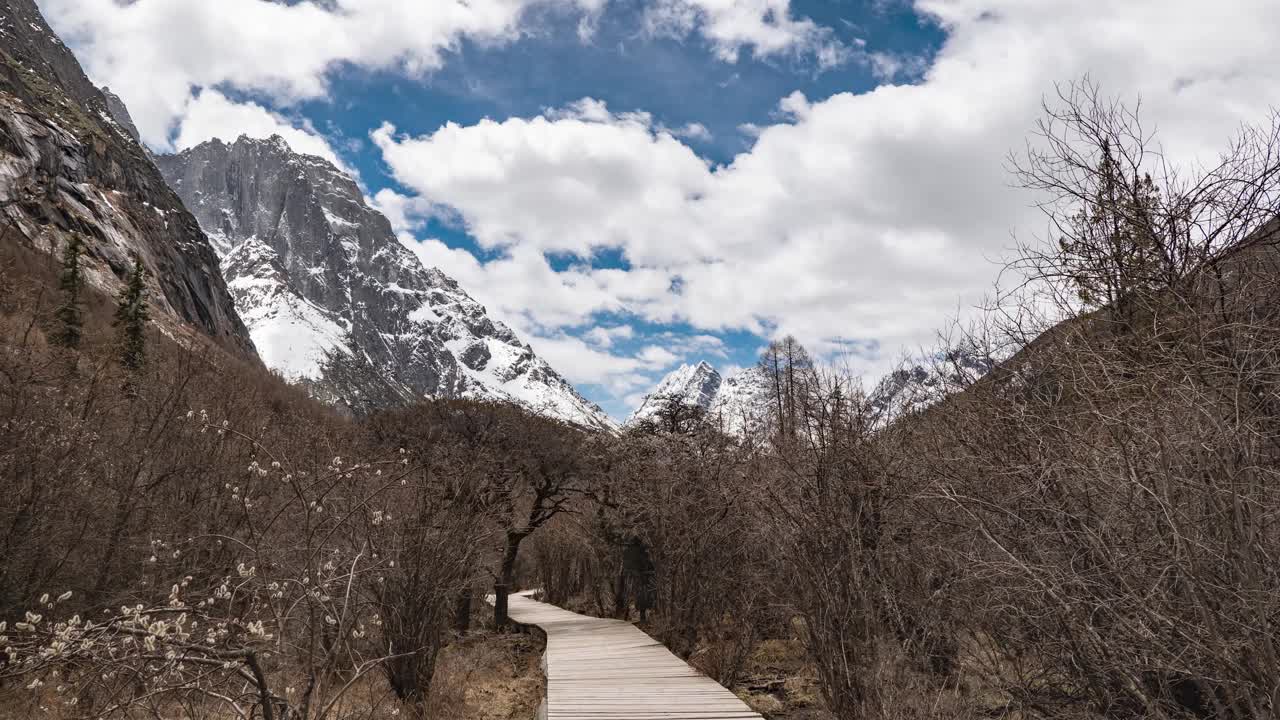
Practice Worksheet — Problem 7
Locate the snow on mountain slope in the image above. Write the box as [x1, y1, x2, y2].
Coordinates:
[708, 365, 773, 436]
[626, 361, 722, 426]
[220, 236, 351, 381]
[155, 135, 615, 431]
[626, 361, 772, 435]
[628, 343, 1000, 435]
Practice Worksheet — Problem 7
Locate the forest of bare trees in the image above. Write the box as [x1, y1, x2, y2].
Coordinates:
[5, 77, 1280, 720]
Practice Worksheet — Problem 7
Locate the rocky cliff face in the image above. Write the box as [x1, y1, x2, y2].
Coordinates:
[0, 0, 253, 352]
[155, 135, 616, 430]
[627, 361, 772, 435]
[99, 86, 140, 144]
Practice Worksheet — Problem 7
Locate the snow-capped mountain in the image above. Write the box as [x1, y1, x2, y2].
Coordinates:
[709, 365, 774, 435]
[627, 361, 772, 435]
[154, 135, 615, 431]
[626, 361, 722, 426]
[867, 343, 997, 423]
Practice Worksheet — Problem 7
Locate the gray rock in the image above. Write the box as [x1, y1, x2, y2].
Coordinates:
[99, 86, 140, 143]
[0, 0, 255, 354]
[156, 135, 616, 430]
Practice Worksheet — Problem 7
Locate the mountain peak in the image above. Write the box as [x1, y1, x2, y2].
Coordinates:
[626, 361, 772, 434]
[155, 137, 615, 431]
[625, 362, 722, 426]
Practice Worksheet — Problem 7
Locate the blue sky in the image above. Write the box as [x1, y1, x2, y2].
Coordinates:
[303, 0, 945, 417]
[42, 0, 1280, 419]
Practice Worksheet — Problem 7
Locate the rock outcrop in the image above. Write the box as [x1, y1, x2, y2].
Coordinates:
[0, 0, 254, 353]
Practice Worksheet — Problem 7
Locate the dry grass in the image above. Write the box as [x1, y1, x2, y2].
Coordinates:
[731, 638, 828, 719]
[427, 630, 545, 720]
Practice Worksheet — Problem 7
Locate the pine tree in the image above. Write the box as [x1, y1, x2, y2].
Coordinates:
[1059, 139, 1167, 318]
[53, 235, 85, 349]
[114, 254, 150, 372]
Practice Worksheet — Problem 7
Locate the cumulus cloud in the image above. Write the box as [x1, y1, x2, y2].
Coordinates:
[371, 111, 715, 263]
[41, 0, 844, 155]
[584, 325, 636, 349]
[669, 122, 713, 141]
[377, 0, 1280, 386]
[175, 89, 348, 171]
[521, 332, 678, 394]
[39, 0, 606, 150]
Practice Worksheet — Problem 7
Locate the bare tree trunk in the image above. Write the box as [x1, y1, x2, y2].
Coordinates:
[494, 530, 526, 628]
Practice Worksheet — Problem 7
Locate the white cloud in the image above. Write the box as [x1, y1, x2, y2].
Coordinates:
[670, 122, 713, 141]
[370, 189, 435, 236]
[584, 324, 635, 348]
[867, 51, 927, 81]
[399, 234, 672, 330]
[644, 0, 852, 67]
[376, 0, 1280, 386]
[42, 0, 854, 168]
[175, 89, 348, 171]
[39, 0, 605, 150]
[371, 113, 715, 264]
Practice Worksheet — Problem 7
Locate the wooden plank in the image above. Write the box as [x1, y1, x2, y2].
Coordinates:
[507, 592, 764, 720]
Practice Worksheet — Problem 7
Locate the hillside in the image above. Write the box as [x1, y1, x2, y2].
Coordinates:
[0, 0, 252, 353]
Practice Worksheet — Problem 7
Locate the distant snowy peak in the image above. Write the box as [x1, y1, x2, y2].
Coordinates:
[626, 361, 722, 425]
[626, 361, 772, 435]
[868, 344, 997, 422]
[156, 135, 615, 432]
[709, 366, 773, 436]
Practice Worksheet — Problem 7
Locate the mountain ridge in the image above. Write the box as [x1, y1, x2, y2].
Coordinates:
[155, 133, 616, 430]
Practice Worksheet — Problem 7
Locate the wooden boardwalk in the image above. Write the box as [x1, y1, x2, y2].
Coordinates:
[507, 591, 763, 720]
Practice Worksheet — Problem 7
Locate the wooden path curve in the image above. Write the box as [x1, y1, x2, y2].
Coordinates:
[507, 591, 763, 720]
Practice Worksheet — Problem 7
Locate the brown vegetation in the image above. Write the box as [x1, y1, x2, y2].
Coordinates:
[517, 78, 1280, 720]
[7, 76, 1280, 720]
[0, 242, 548, 718]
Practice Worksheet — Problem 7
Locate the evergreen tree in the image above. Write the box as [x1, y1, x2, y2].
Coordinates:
[53, 235, 84, 349]
[113, 254, 150, 371]
[1059, 139, 1169, 318]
